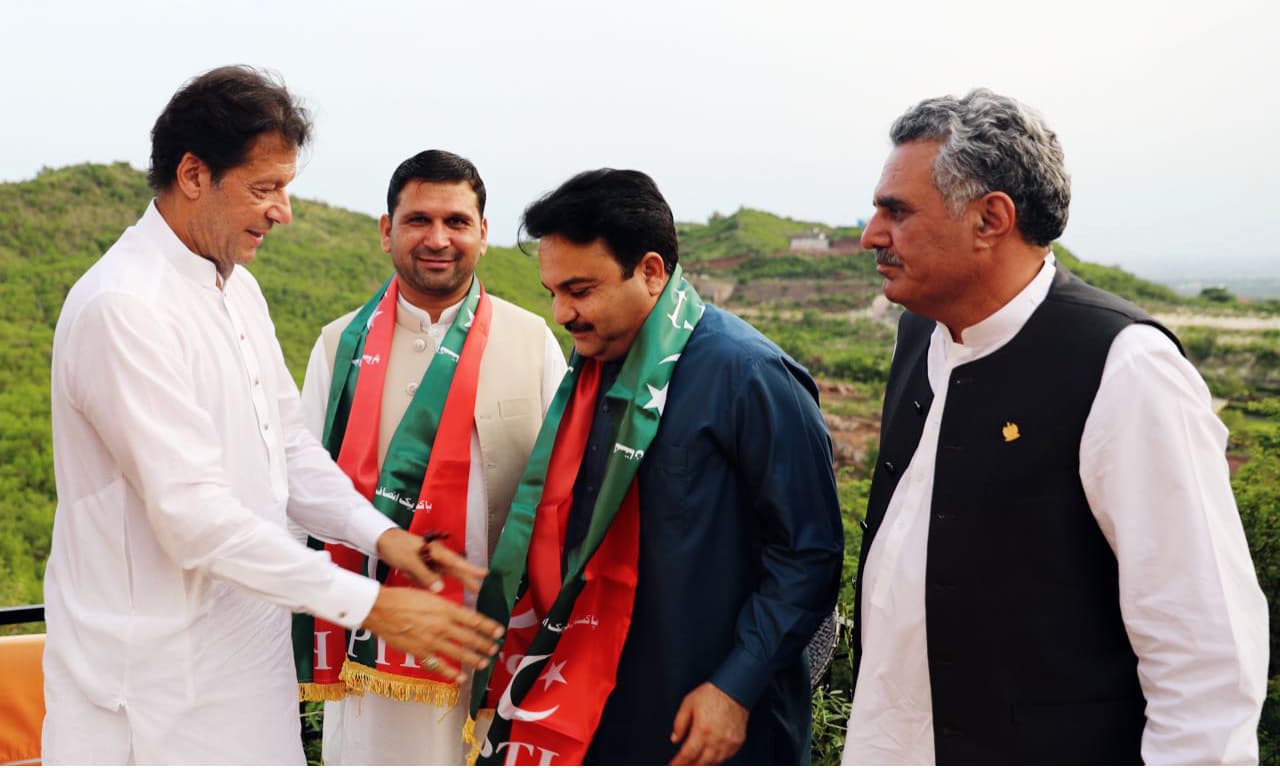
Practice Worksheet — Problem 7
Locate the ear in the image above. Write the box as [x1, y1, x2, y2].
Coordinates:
[174, 152, 207, 201]
[478, 217, 489, 256]
[638, 252, 668, 296]
[974, 191, 1016, 245]
[379, 213, 393, 254]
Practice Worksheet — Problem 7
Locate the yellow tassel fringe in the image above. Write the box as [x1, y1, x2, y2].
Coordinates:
[463, 716, 480, 765]
[464, 709, 495, 765]
[298, 681, 349, 702]
[339, 660, 460, 707]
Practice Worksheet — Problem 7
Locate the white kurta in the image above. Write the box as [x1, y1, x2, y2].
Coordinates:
[44, 202, 395, 765]
[300, 295, 565, 765]
[844, 259, 1268, 765]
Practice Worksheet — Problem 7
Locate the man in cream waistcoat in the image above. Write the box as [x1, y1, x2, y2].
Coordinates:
[296, 150, 566, 764]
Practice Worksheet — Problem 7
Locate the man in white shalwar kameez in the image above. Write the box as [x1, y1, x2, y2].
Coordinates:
[43, 66, 504, 765]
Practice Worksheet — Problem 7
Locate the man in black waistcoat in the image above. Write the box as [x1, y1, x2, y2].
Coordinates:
[841, 89, 1267, 765]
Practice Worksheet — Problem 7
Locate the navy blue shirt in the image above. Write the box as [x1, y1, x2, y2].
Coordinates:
[568, 305, 844, 765]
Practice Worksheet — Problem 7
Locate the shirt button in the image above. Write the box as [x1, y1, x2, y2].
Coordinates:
[254, 377, 261, 387]
[262, 423, 269, 432]
[413, 338, 428, 352]
[407, 382, 418, 395]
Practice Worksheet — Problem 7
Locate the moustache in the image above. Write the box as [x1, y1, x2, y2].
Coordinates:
[875, 248, 902, 267]
[564, 321, 594, 334]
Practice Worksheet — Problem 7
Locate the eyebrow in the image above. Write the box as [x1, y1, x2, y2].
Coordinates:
[541, 276, 596, 292]
[401, 209, 474, 221]
[873, 195, 910, 211]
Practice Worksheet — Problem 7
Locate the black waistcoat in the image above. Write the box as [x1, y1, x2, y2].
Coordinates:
[852, 267, 1182, 765]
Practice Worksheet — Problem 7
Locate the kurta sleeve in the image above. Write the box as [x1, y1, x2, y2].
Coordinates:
[1080, 324, 1268, 764]
[65, 293, 379, 629]
[707, 355, 845, 708]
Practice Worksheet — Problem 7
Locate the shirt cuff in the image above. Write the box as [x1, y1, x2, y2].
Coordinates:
[344, 503, 397, 556]
[709, 646, 771, 710]
[316, 565, 381, 629]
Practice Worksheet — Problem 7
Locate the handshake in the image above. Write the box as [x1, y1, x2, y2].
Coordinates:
[362, 528, 504, 682]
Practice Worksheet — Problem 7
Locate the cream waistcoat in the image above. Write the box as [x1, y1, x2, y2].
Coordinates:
[319, 294, 549, 557]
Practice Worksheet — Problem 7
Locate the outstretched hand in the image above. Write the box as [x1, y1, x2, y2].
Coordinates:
[376, 527, 488, 592]
[363, 585, 503, 682]
[669, 682, 748, 765]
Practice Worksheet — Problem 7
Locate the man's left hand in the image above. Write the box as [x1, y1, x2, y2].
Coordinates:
[669, 682, 748, 765]
[376, 527, 487, 593]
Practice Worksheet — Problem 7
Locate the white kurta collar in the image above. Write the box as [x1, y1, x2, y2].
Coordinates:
[396, 291, 465, 333]
[939, 254, 1056, 363]
[137, 199, 223, 290]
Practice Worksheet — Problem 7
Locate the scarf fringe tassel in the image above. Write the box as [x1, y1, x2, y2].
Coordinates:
[297, 681, 348, 702]
[463, 714, 482, 765]
[339, 660, 461, 707]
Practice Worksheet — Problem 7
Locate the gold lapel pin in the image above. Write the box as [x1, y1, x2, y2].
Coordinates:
[1002, 422, 1021, 442]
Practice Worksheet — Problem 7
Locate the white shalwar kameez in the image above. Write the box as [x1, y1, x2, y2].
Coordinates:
[44, 201, 393, 764]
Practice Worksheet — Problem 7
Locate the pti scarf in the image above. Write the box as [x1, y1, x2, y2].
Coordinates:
[293, 275, 491, 706]
[467, 267, 703, 765]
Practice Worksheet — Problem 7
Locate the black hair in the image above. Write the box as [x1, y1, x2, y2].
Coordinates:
[148, 65, 311, 192]
[522, 169, 678, 276]
[386, 149, 486, 216]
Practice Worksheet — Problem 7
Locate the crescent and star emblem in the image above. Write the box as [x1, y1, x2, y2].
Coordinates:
[498, 653, 560, 722]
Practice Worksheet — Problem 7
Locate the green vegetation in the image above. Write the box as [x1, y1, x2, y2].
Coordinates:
[752, 312, 894, 385]
[731, 252, 878, 283]
[2, 164, 1278, 763]
[677, 207, 861, 265]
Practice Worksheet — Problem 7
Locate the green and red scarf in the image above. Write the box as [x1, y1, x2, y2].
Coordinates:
[467, 267, 703, 765]
[293, 275, 491, 706]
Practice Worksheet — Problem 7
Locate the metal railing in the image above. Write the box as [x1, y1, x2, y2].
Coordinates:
[0, 605, 44, 626]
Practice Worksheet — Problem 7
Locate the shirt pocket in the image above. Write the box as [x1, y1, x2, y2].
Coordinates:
[498, 397, 534, 420]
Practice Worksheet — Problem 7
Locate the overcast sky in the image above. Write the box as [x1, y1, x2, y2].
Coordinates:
[3, 0, 1276, 280]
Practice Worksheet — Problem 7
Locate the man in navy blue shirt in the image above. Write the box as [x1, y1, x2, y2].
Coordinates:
[524, 169, 843, 765]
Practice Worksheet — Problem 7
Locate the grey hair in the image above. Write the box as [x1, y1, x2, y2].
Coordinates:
[889, 88, 1070, 247]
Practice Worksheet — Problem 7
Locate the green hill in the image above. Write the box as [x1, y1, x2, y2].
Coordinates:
[678, 206, 861, 265]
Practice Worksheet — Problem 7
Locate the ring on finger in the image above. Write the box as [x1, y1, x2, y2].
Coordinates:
[422, 655, 442, 672]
